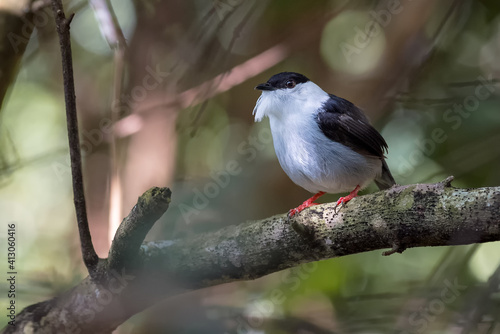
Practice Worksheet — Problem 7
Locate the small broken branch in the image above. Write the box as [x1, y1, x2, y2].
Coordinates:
[4, 187, 173, 334]
[108, 187, 171, 271]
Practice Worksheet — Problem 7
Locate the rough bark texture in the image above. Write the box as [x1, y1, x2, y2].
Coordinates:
[141, 177, 500, 287]
[3, 178, 500, 333]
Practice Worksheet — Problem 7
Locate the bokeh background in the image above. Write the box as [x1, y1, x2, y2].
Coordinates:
[1, 0, 500, 333]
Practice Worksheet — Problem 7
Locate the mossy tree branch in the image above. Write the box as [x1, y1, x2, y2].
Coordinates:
[3, 178, 500, 333]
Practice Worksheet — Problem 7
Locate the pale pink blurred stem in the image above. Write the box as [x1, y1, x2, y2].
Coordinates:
[89, 0, 127, 252]
[115, 42, 289, 132]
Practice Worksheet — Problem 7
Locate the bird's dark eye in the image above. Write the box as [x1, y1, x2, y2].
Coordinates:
[285, 80, 296, 88]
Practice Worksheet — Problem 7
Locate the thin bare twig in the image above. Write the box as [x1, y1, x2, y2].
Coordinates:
[51, 0, 99, 275]
[89, 0, 127, 48]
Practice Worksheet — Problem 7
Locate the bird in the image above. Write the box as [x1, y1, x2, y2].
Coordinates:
[253, 72, 395, 217]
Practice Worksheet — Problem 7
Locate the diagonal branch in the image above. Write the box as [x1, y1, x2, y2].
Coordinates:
[141, 177, 500, 287]
[51, 0, 99, 275]
[4, 178, 500, 333]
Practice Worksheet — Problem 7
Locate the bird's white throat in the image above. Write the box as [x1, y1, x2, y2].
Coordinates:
[252, 81, 329, 122]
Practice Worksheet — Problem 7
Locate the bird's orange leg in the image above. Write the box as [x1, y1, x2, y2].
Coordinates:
[335, 185, 361, 207]
[288, 191, 326, 217]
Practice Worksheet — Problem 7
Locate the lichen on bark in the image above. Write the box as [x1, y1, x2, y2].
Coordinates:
[4, 178, 500, 333]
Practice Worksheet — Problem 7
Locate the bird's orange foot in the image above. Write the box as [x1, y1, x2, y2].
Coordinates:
[288, 201, 320, 217]
[288, 191, 325, 218]
[335, 185, 361, 210]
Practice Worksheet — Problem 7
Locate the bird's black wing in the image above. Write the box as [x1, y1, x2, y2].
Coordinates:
[316, 94, 388, 158]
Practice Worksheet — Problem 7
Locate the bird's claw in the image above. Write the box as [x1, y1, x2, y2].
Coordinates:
[333, 199, 345, 213]
[288, 202, 321, 218]
[288, 208, 299, 218]
[333, 186, 360, 213]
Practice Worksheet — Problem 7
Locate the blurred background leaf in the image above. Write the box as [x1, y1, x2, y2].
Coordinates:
[1, 0, 499, 333]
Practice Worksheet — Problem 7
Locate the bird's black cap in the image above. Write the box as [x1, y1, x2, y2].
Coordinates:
[255, 72, 310, 91]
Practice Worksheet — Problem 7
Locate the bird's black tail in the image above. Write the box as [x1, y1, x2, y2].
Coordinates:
[375, 159, 396, 190]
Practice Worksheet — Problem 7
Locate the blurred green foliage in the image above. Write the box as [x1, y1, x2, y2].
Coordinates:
[1, 0, 500, 333]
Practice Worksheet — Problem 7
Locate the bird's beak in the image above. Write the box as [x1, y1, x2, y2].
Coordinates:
[255, 83, 276, 91]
